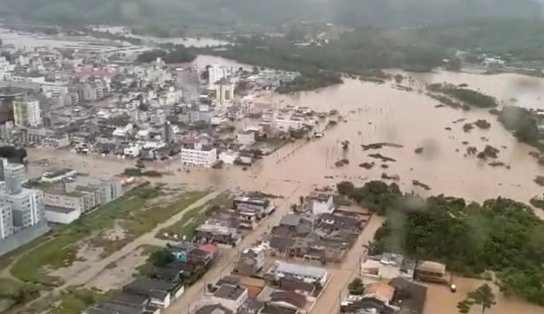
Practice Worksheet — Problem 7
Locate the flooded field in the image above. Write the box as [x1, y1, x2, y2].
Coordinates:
[23, 56, 544, 314]
[91, 25, 229, 47]
[258, 78, 544, 213]
[395, 70, 544, 109]
[27, 60, 544, 216]
[0, 27, 125, 51]
[425, 277, 544, 314]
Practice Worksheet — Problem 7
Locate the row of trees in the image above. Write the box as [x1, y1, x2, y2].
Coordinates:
[0, 146, 27, 163]
[276, 71, 343, 94]
[136, 46, 196, 64]
[337, 180, 544, 306]
[498, 106, 540, 148]
[201, 31, 446, 93]
[427, 83, 498, 108]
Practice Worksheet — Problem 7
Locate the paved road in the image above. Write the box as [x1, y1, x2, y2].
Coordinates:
[310, 215, 384, 314]
[164, 180, 303, 314]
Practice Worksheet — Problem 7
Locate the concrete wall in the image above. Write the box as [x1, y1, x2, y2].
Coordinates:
[45, 208, 81, 224]
[0, 220, 49, 257]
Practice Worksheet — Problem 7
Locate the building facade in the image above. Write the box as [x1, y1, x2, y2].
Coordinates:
[43, 189, 86, 213]
[181, 143, 217, 167]
[3, 162, 26, 195]
[13, 98, 41, 127]
[208, 65, 234, 89]
[0, 188, 45, 229]
[0, 202, 13, 240]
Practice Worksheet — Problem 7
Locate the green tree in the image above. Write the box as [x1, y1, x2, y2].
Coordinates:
[348, 277, 365, 295]
[468, 284, 496, 314]
[457, 300, 473, 314]
[336, 181, 355, 195]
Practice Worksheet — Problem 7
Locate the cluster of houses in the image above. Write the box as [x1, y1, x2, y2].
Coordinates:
[164, 195, 275, 247]
[340, 253, 451, 314]
[83, 194, 279, 314]
[191, 257, 329, 314]
[268, 192, 370, 264]
[0, 41, 309, 170]
[84, 243, 219, 314]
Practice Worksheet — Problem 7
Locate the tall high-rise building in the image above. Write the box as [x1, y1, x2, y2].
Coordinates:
[4, 162, 25, 195]
[207, 65, 234, 89]
[0, 160, 48, 257]
[13, 98, 41, 127]
[2, 189, 44, 229]
[0, 202, 13, 240]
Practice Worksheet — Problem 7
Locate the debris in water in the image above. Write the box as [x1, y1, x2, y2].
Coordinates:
[473, 119, 491, 129]
[477, 145, 499, 160]
[462, 123, 474, 132]
[368, 153, 396, 162]
[412, 180, 431, 191]
[359, 162, 375, 169]
[361, 142, 403, 150]
[381, 173, 400, 181]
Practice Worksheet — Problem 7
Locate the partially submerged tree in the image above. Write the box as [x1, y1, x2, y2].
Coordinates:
[458, 284, 496, 314]
[348, 277, 365, 295]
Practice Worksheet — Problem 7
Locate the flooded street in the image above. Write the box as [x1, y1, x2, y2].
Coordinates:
[27, 62, 544, 214]
[23, 57, 544, 314]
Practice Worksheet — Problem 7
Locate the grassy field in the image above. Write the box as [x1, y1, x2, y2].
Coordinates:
[6, 184, 206, 286]
[156, 192, 232, 240]
[89, 190, 206, 257]
[134, 245, 164, 277]
[52, 287, 111, 314]
[24, 287, 111, 314]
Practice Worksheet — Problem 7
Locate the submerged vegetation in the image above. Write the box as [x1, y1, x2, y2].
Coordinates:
[136, 47, 196, 64]
[276, 71, 343, 94]
[427, 83, 498, 109]
[498, 106, 540, 149]
[337, 180, 544, 306]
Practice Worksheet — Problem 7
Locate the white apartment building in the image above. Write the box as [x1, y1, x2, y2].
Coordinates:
[208, 65, 234, 89]
[236, 131, 255, 146]
[0, 202, 13, 240]
[43, 190, 86, 214]
[275, 116, 305, 131]
[0, 188, 45, 229]
[180, 142, 217, 168]
[13, 98, 41, 127]
[0, 56, 14, 81]
[215, 80, 235, 104]
[3, 161, 26, 195]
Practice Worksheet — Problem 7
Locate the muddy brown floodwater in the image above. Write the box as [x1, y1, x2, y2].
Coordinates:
[259, 78, 544, 216]
[26, 57, 544, 314]
[425, 277, 544, 314]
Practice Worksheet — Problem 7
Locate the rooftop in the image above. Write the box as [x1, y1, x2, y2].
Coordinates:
[195, 304, 233, 314]
[213, 284, 247, 300]
[275, 261, 327, 280]
[44, 205, 79, 214]
[416, 261, 446, 274]
[42, 168, 75, 179]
